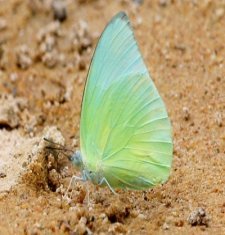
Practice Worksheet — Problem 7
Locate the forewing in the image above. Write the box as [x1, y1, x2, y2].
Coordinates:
[80, 12, 173, 189]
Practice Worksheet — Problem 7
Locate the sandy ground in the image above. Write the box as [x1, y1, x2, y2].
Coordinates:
[0, 0, 225, 234]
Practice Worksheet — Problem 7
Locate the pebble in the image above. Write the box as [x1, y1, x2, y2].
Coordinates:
[47, 154, 56, 169]
[28, 0, 52, 14]
[154, 14, 162, 23]
[36, 21, 61, 43]
[99, 213, 107, 220]
[159, 0, 170, 7]
[214, 8, 224, 21]
[78, 0, 95, 4]
[182, 106, 190, 121]
[60, 166, 69, 178]
[162, 222, 170, 230]
[79, 37, 92, 53]
[0, 94, 27, 128]
[41, 51, 58, 68]
[187, 208, 209, 226]
[63, 80, 73, 101]
[78, 57, 86, 70]
[16, 44, 33, 69]
[136, 16, 143, 26]
[108, 222, 127, 234]
[73, 216, 93, 234]
[72, 138, 78, 147]
[0, 172, 6, 178]
[0, 18, 7, 31]
[214, 112, 223, 127]
[71, 20, 93, 54]
[137, 213, 146, 220]
[52, 0, 67, 22]
[58, 53, 66, 66]
[16, 53, 32, 69]
[133, 0, 144, 4]
[99, 213, 108, 224]
[9, 73, 18, 82]
[39, 35, 56, 53]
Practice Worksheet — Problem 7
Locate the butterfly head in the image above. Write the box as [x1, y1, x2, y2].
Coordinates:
[70, 150, 83, 169]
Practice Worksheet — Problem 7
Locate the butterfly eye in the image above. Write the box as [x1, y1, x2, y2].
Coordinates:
[70, 151, 83, 168]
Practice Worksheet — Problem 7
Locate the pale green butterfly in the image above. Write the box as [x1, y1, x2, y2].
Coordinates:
[71, 12, 173, 192]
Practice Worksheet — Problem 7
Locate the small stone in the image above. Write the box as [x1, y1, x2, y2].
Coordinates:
[73, 216, 92, 235]
[79, 216, 87, 225]
[52, 0, 67, 22]
[58, 53, 66, 65]
[106, 202, 130, 223]
[42, 51, 58, 68]
[39, 35, 56, 53]
[16, 44, 33, 69]
[132, 0, 144, 5]
[78, 57, 86, 70]
[72, 138, 78, 147]
[79, 37, 92, 53]
[0, 172, 6, 178]
[174, 44, 186, 52]
[162, 222, 169, 230]
[9, 73, 18, 82]
[187, 208, 209, 226]
[0, 18, 7, 31]
[28, 0, 52, 14]
[108, 222, 127, 234]
[214, 8, 224, 21]
[135, 16, 143, 26]
[77, 0, 95, 4]
[182, 107, 190, 121]
[70, 19, 93, 56]
[154, 14, 162, 23]
[175, 219, 184, 227]
[215, 112, 223, 127]
[22, 161, 27, 168]
[137, 213, 146, 220]
[47, 153, 56, 170]
[99, 213, 108, 224]
[17, 54, 32, 69]
[36, 21, 61, 42]
[159, 0, 170, 7]
[48, 169, 61, 187]
[99, 213, 107, 219]
[60, 166, 69, 178]
[77, 76, 84, 85]
[0, 94, 26, 128]
[59, 220, 72, 232]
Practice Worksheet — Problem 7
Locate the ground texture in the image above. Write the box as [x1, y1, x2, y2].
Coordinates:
[0, 0, 225, 234]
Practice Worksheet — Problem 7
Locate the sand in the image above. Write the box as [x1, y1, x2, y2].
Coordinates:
[0, 0, 225, 234]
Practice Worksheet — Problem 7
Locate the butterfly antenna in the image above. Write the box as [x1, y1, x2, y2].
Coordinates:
[45, 146, 72, 159]
[43, 138, 74, 153]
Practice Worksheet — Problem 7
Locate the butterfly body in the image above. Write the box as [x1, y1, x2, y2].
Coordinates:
[72, 12, 173, 191]
[71, 150, 105, 186]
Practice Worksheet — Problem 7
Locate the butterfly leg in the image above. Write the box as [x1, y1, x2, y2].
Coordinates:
[63, 175, 83, 201]
[99, 177, 117, 195]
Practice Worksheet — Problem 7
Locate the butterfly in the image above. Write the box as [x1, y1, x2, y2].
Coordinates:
[71, 12, 173, 193]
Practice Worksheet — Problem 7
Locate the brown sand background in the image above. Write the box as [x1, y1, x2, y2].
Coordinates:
[0, 0, 225, 234]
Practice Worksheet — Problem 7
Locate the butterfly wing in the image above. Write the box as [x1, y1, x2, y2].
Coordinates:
[80, 12, 173, 190]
